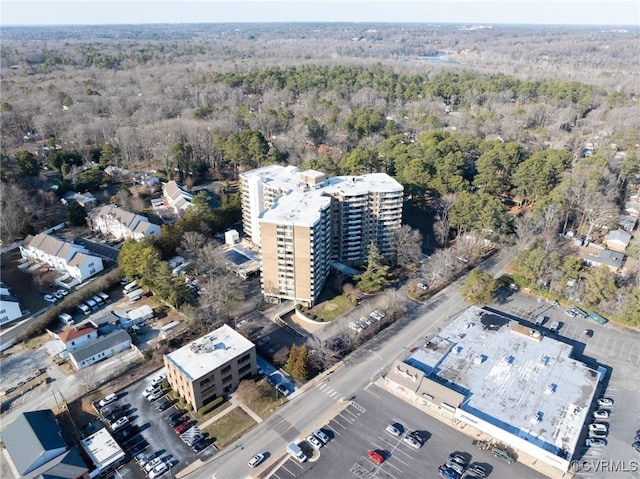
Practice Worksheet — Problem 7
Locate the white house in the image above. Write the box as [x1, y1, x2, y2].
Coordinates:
[133, 172, 160, 186]
[0, 283, 23, 326]
[20, 233, 104, 282]
[604, 229, 632, 252]
[52, 324, 98, 357]
[161, 181, 193, 216]
[69, 330, 131, 370]
[88, 205, 161, 240]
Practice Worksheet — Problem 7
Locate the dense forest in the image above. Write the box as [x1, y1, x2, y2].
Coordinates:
[0, 23, 639, 321]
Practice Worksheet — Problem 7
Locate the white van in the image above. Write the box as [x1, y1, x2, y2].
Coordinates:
[58, 313, 74, 325]
[549, 321, 560, 333]
[123, 281, 138, 293]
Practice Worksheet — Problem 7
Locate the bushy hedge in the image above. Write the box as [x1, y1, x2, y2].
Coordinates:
[197, 396, 225, 415]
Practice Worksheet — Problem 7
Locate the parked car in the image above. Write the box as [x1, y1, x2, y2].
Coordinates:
[157, 400, 173, 411]
[585, 438, 607, 447]
[111, 416, 129, 431]
[589, 430, 607, 439]
[370, 310, 386, 321]
[402, 434, 422, 449]
[174, 421, 191, 434]
[468, 464, 487, 478]
[144, 457, 163, 473]
[633, 441, 640, 453]
[589, 423, 608, 433]
[248, 453, 265, 468]
[147, 389, 164, 402]
[44, 294, 57, 303]
[438, 465, 461, 479]
[584, 329, 594, 338]
[417, 282, 428, 291]
[313, 429, 330, 444]
[98, 394, 117, 408]
[450, 453, 468, 468]
[593, 409, 610, 420]
[135, 451, 156, 467]
[149, 462, 169, 479]
[143, 385, 158, 397]
[192, 439, 209, 453]
[367, 450, 384, 465]
[151, 373, 167, 387]
[597, 397, 613, 407]
[385, 423, 402, 437]
[306, 434, 322, 449]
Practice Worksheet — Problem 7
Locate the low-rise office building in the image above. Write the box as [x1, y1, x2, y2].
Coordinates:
[80, 428, 126, 475]
[384, 306, 601, 475]
[164, 324, 256, 410]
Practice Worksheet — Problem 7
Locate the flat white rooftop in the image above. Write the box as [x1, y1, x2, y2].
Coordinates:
[406, 306, 599, 457]
[165, 324, 255, 381]
[323, 173, 404, 196]
[81, 427, 125, 470]
[260, 189, 331, 226]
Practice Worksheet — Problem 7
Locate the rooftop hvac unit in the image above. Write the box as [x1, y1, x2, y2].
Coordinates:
[545, 383, 557, 395]
[473, 355, 485, 365]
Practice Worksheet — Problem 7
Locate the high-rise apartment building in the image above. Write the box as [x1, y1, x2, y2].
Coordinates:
[240, 166, 403, 306]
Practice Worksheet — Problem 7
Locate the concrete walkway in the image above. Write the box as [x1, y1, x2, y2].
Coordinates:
[198, 394, 264, 430]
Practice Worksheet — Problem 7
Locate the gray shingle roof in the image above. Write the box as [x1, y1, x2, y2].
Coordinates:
[70, 329, 131, 364]
[2, 410, 66, 475]
[25, 447, 88, 479]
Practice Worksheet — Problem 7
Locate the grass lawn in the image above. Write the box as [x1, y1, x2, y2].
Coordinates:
[191, 399, 233, 423]
[309, 292, 354, 322]
[252, 381, 287, 419]
[202, 407, 256, 449]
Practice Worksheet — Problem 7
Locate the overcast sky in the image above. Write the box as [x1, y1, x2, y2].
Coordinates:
[1, 0, 638, 26]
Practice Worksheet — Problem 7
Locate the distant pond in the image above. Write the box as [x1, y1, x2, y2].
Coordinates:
[416, 51, 459, 65]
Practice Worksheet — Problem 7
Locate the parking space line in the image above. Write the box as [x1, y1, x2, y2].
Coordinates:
[343, 408, 359, 420]
[330, 417, 348, 430]
[281, 464, 299, 476]
[325, 425, 340, 436]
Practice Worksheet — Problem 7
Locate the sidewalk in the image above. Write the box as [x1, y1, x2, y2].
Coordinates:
[198, 394, 264, 431]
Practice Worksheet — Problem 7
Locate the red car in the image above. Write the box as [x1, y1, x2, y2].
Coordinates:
[174, 421, 191, 434]
[368, 450, 384, 465]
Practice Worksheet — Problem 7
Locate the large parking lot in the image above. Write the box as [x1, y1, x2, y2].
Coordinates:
[270, 386, 545, 479]
[98, 369, 216, 479]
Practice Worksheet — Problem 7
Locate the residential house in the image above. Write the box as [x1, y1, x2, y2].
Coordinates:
[20, 233, 104, 282]
[62, 192, 98, 209]
[133, 172, 160, 186]
[52, 324, 98, 357]
[584, 249, 625, 272]
[69, 329, 131, 370]
[1, 409, 89, 479]
[618, 214, 638, 232]
[161, 181, 193, 216]
[604, 229, 632, 252]
[0, 282, 23, 326]
[624, 200, 640, 217]
[104, 166, 131, 179]
[87, 205, 160, 240]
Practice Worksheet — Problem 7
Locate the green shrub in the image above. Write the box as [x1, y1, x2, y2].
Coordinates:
[197, 396, 225, 415]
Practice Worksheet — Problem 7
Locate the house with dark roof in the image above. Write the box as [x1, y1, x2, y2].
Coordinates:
[61, 192, 97, 210]
[584, 249, 625, 272]
[618, 214, 637, 232]
[69, 330, 131, 370]
[87, 205, 160, 241]
[1, 409, 88, 479]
